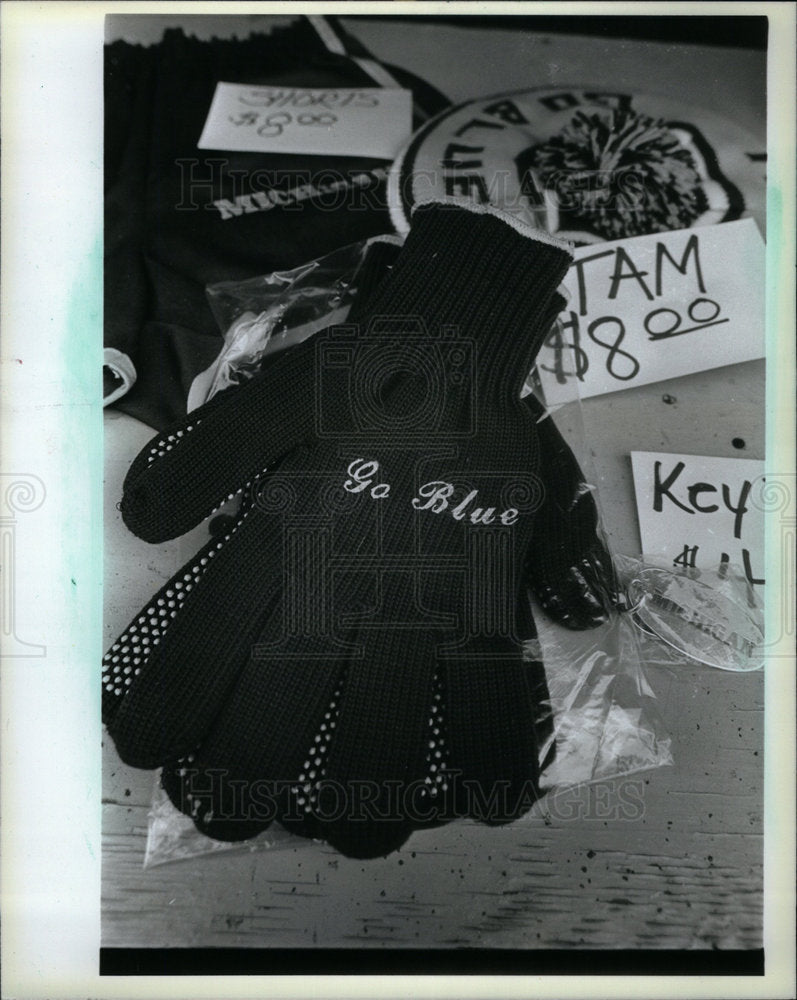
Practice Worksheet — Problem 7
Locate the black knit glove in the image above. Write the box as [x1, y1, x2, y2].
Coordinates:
[155, 392, 617, 851]
[103, 200, 613, 857]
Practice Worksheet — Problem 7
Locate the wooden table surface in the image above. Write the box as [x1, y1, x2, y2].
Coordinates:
[101, 15, 768, 961]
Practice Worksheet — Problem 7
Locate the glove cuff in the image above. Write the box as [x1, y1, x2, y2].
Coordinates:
[411, 194, 573, 254]
[364, 198, 573, 395]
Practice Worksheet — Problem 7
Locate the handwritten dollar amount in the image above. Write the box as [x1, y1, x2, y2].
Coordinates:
[673, 544, 764, 586]
[542, 297, 727, 384]
[229, 110, 338, 137]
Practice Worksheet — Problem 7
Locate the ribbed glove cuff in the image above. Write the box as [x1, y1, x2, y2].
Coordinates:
[401, 198, 572, 331]
[362, 198, 574, 392]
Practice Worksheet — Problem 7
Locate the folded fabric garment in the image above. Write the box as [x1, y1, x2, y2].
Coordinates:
[104, 15, 449, 429]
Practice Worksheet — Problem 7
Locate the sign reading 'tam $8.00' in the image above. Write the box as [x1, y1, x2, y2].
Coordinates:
[537, 218, 765, 404]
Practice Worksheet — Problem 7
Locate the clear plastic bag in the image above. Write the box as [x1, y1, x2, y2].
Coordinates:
[530, 605, 672, 790]
[188, 235, 403, 411]
[144, 236, 674, 867]
[145, 773, 295, 866]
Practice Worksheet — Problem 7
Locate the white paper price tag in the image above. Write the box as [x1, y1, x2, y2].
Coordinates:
[630, 451, 765, 587]
[538, 219, 765, 403]
[198, 84, 413, 159]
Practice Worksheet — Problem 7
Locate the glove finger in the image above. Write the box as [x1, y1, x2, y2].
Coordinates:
[294, 669, 452, 856]
[319, 660, 435, 857]
[313, 562, 454, 856]
[534, 539, 621, 630]
[103, 478, 262, 726]
[107, 502, 285, 768]
[102, 497, 254, 727]
[160, 752, 341, 846]
[160, 759, 276, 843]
[444, 651, 542, 825]
[324, 814, 415, 860]
[120, 338, 317, 543]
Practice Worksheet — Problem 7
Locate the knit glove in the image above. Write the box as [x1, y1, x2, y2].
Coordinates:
[156, 390, 617, 850]
[103, 199, 612, 857]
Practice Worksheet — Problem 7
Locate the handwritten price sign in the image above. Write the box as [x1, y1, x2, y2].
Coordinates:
[537, 219, 765, 404]
[198, 83, 412, 159]
[631, 452, 765, 587]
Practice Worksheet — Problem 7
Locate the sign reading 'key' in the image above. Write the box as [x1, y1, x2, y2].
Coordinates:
[631, 451, 765, 587]
[537, 219, 765, 404]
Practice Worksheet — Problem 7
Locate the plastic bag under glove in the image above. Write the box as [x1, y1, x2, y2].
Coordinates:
[189, 235, 404, 410]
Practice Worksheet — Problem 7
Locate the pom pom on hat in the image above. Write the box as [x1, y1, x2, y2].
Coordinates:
[526, 107, 707, 240]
